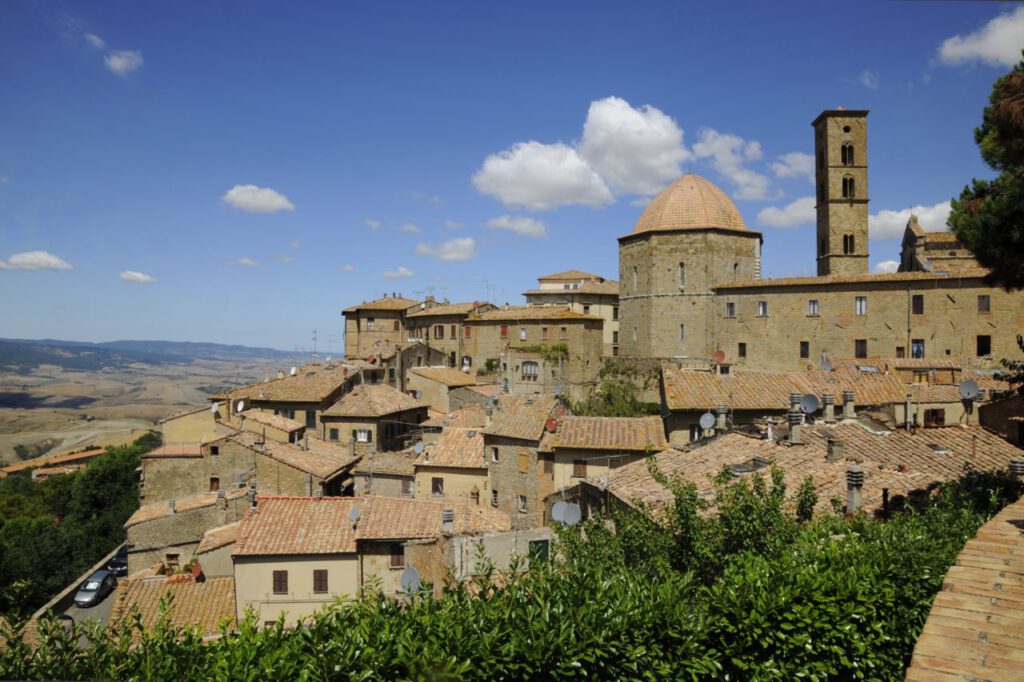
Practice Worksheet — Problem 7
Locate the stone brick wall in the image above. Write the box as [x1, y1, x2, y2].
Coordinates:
[484, 435, 553, 529]
[354, 472, 413, 498]
[814, 111, 869, 276]
[414, 465, 488, 504]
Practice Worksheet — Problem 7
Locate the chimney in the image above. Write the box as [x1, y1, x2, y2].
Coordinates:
[314, 486, 323, 499]
[1010, 457, 1024, 479]
[303, 432, 309, 451]
[822, 393, 836, 423]
[846, 464, 865, 514]
[789, 391, 802, 411]
[305, 474, 313, 496]
[168, 499, 176, 514]
[277, 370, 285, 379]
[485, 405, 493, 428]
[217, 489, 226, 508]
[842, 390, 856, 419]
[787, 409, 803, 445]
[826, 438, 845, 463]
[441, 507, 455, 534]
[766, 418, 774, 442]
[904, 394, 913, 430]
[247, 488, 256, 510]
[716, 404, 728, 432]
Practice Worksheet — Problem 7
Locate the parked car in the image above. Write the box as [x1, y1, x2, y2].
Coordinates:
[73, 569, 116, 607]
[106, 545, 128, 576]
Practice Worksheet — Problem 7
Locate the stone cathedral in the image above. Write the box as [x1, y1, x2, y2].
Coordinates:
[618, 109, 1024, 371]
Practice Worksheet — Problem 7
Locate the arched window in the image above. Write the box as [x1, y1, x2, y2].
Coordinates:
[632, 266, 638, 292]
[843, 234, 855, 255]
[841, 144, 854, 166]
[678, 262, 686, 289]
[521, 361, 539, 380]
[679, 323, 685, 343]
[632, 326, 637, 342]
[842, 176, 855, 199]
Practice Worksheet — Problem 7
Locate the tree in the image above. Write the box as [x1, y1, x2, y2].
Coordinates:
[997, 334, 1024, 393]
[948, 52, 1024, 290]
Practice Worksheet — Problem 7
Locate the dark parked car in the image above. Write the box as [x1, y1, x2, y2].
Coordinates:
[73, 569, 116, 607]
[106, 545, 128, 576]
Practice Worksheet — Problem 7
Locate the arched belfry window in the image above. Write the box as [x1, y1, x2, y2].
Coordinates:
[841, 144, 855, 166]
[678, 262, 686, 289]
[632, 266, 638, 292]
[843, 234, 855, 255]
[842, 176, 855, 199]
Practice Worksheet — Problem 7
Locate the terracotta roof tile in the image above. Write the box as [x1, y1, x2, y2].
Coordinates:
[237, 409, 305, 433]
[1, 448, 106, 474]
[195, 521, 241, 554]
[537, 269, 606, 281]
[233, 495, 511, 557]
[125, 486, 251, 527]
[157, 405, 209, 423]
[629, 174, 750, 235]
[417, 427, 486, 469]
[423, 404, 489, 429]
[409, 366, 479, 388]
[466, 305, 601, 322]
[342, 296, 422, 313]
[229, 431, 357, 480]
[484, 393, 565, 442]
[405, 301, 493, 318]
[524, 279, 620, 296]
[142, 444, 203, 459]
[227, 364, 351, 403]
[539, 416, 667, 453]
[108, 576, 236, 637]
[352, 448, 418, 477]
[323, 383, 424, 418]
[715, 268, 991, 290]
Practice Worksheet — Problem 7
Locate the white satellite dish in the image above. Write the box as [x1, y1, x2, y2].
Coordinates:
[414, 390, 422, 399]
[348, 507, 360, 523]
[597, 474, 609, 492]
[551, 501, 568, 523]
[562, 503, 582, 526]
[800, 394, 820, 414]
[289, 367, 298, 376]
[413, 441, 425, 455]
[958, 380, 981, 400]
[235, 399, 246, 413]
[399, 566, 421, 592]
[325, 355, 332, 363]
[699, 412, 716, 430]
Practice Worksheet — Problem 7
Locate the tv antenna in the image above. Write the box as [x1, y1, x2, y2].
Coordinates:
[312, 330, 318, 363]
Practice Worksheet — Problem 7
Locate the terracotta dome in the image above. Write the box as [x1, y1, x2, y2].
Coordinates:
[631, 173, 748, 234]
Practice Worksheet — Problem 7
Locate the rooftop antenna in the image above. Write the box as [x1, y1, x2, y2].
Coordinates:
[327, 334, 337, 356]
[312, 329, 318, 364]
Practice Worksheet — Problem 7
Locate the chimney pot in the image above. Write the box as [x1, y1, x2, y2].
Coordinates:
[789, 391, 802, 409]
[247, 488, 256, 510]
[1010, 458, 1024, 479]
[787, 409, 803, 445]
[846, 463, 865, 514]
[716, 404, 728, 432]
[826, 438, 845, 463]
[168, 499, 175, 514]
[822, 393, 836, 423]
[842, 390, 856, 419]
[441, 507, 455, 534]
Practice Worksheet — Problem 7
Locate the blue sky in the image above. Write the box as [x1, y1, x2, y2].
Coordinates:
[2, 1, 1022, 350]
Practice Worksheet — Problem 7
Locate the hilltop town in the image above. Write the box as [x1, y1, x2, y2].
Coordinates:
[4, 105, 1024, 678]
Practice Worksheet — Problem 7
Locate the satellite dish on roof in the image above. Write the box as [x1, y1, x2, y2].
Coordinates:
[712, 349, 726, 364]
[821, 357, 833, 372]
[699, 412, 716, 430]
[959, 379, 981, 400]
[413, 441, 425, 454]
[800, 394, 820, 414]
[348, 507, 360, 523]
[562, 503, 582, 526]
[235, 399, 246, 413]
[289, 367, 298, 376]
[545, 418, 558, 433]
[551, 501, 568, 523]
[414, 390, 423, 399]
[399, 566, 421, 592]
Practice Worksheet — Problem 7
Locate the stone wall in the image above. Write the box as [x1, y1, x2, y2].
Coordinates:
[485, 435, 553, 529]
[414, 465, 488, 504]
[354, 471, 413, 498]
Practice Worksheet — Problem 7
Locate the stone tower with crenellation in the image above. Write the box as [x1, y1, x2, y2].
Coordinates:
[813, 109, 869, 276]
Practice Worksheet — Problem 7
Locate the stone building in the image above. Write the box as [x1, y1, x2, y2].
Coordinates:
[353, 448, 418, 497]
[405, 366, 482, 412]
[617, 108, 1024, 372]
[342, 295, 426, 359]
[379, 341, 446, 391]
[403, 301, 496, 369]
[217, 363, 356, 431]
[414, 426, 489, 505]
[523, 270, 620, 356]
[319, 383, 428, 450]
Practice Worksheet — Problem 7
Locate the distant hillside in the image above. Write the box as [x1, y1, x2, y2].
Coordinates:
[0, 338, 305, 373]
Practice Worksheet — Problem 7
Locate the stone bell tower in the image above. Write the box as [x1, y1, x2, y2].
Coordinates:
[813, 109, 869, 276]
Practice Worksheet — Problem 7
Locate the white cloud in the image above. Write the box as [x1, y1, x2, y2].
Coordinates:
[484, 215, 548, 238]
[938, 6, 1024, 68]
[859, 70, 880, 90]
[104, 50, 144, 76]
[120, 270, 156, 284]
[869, 201, 951, 239]
[630, 196, 652, 208]
[84, 33, 106, 49]
[338, 264, 355, 272]
[364, 219, 381, 230]
[400, 222, 421, 233]
[383, 266, 414, 280]
[873, 260, 900, 274]
[443, 219, 463, 229]
[578, 96, 689, 196]
[288, 240, 301, 249]
[221, 184, 295, 213]
[415, 237, 477, 261]
[770, 152, 814, 182]
[0, 251, 73, 270]
[274, 255, 294, 264]
[757, 196, 816, 228]
[692, 129, 772, 200]
[472, 140, 613, 210]
[227, 257, 260, 267]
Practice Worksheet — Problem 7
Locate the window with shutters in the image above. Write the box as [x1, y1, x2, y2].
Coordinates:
[855, 296, 867, 316]
[612, 306, 618, 320]
[518, 495, 527, 513]
[572, 459, 587, 478]
[434, 325, 444, 339]
[756, 301, 768, 317]
[725, 301, 736, 317]
[491, 489, 499, 506]
[272, 570, 288, 594]
[519, 328, 527, 341]
[912, 295, 924, 315]
[541, 326, 548, 340]
[313, 569, 328, 594]
[542, 454, 553, 474]
[518, 451, 529, 473]
[366, 317, 375, 330]
[896, 346, 906, 359]
[401, 479, 412, 497]
[390, 544, 405, 569]
[522, 361, 539, 381]
[500, 325, 508, 339]
[354, 429, 371, 443]
[470, 489, 480, 505]
[807, 300, 820, 316]
[450, 324, 456, 338]
[464, 326, 471, 338]
[911, 339, 925, 358]
[329, 428, 339, 441]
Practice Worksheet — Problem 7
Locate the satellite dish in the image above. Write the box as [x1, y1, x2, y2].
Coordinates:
[235, 399, 246, 413]
[551, 501, 568, 523]
[348, 507, 360, 523]
[699, 412, 716, 430]
[800, 394, 820, 414]
[562, 503, 582, 526]
[413, 441, 425, 454]
[399, 566, 421, 592]
[959, 380, 980, 400]
[712, 349, 726, 364]
[597, 474, 609, 492]
[289, 367, 298, 376]
[545, 418, 558, 433]
[211, 402, 220, 414]
[414, 390, 423, 399]
[554, 384, 562, 397]
[821, 358, 833, 372]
